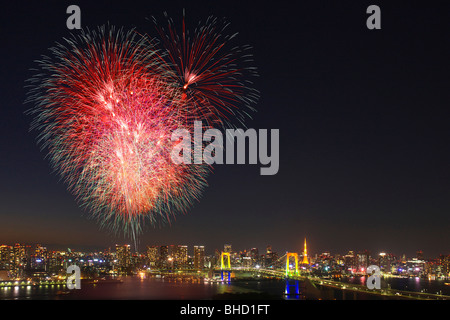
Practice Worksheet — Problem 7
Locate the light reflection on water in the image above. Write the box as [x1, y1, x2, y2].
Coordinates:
[0, 283, 67, 300]
[340, 276, 450, 296]
[0, 277, 288, 300]
[2, 275, 449, 300]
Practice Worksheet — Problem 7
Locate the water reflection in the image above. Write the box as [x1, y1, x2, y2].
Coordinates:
[3, 275, 448, 300]
[284, 279, 301, 300]
[341, 275, 450, 296]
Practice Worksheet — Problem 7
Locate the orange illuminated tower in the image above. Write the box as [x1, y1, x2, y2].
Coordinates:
[302, 238, 309, 265]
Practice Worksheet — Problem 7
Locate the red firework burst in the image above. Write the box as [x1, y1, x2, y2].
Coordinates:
[26, 17, 258, 241]
[153, 12, 259, 128]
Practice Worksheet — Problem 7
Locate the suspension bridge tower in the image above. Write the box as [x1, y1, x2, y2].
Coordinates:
[220, 252, 231, 282]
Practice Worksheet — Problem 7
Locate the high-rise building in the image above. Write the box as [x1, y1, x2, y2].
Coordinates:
[264, 245, 273, 267]
[439, 255, 450, 277]
[0, 245, 13, 270]
[174, 245, 188, 269]
[167, 245, 176, 269]
[357, 250, 370, 272]
[213, 249, 221, 268]
[13, 244, 27, 274]
[271, 251, 280, 268]
[35, 244, 47, 258]
[378, 252, 389, 272]
[378, 252, 397, 272]
[31, 244, 47, 270]
[344, 251, 356, 272]
[116, 244, 132, 272]
[46, 251, 59, 273]
[250, 248, 259, 266]
[242, 256, 252, 267]
[159, 245, 169, 269]
[147, 246, 158, 267]
[194, 246, 205, 270]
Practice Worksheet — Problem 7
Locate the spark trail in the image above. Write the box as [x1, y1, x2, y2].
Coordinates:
[26, 16, 258, 244]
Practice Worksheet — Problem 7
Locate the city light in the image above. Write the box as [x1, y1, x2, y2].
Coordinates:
[0, 242, 449, 300]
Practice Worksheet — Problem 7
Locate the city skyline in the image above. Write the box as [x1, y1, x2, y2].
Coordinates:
[0, 240, 442, 262]
[1, 1, 450, 261]
[2, 237, 450, 302]
[1, 240, 448, 280]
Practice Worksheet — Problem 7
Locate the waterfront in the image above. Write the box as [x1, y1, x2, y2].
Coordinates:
[2, 275, 450, 300]
[0, 276, 286, 300]
[340, 275, 450, 296]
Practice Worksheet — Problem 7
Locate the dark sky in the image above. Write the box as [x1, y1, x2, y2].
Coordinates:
[0, 0, 449, 258]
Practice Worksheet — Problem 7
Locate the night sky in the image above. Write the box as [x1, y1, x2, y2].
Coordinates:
[1, 0, 450, 258]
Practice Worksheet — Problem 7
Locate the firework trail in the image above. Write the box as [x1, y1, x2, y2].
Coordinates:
[26, 16, 258, 243]
[153, 12, 259, 129]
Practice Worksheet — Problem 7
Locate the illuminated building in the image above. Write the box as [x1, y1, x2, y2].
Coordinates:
[35, 244, 47, 258]
[174, 245, 188, 269]
[0, 245, 13, 270]
[147, 246, 158, 267]
[378, 252, 397, 272]
[213, 249, 221, 267]
[12, 243, 31, 277]
[31, 244, 47, 270]
[116, 244, 132, 273]
[271, 251, 279, 268]
[406, 257, 425, 276]
[264, 246, 272, 267]
[344, 251, 356, 272]
[159, 245, 168, 269]
[46, 251, 60, 273]
[13, 243, 26, 269]
[241, 256, 250, 267]
[249, 248, 259, 266]
[194, 246, 205, 270]
[356, 250, 370, 272]
[439, 255, 450, 279]
[167, 245, 176, 268]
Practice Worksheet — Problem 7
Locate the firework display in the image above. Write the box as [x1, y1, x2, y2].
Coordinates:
[154, 13, 259, 128]
[26, 18, 257, 240]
